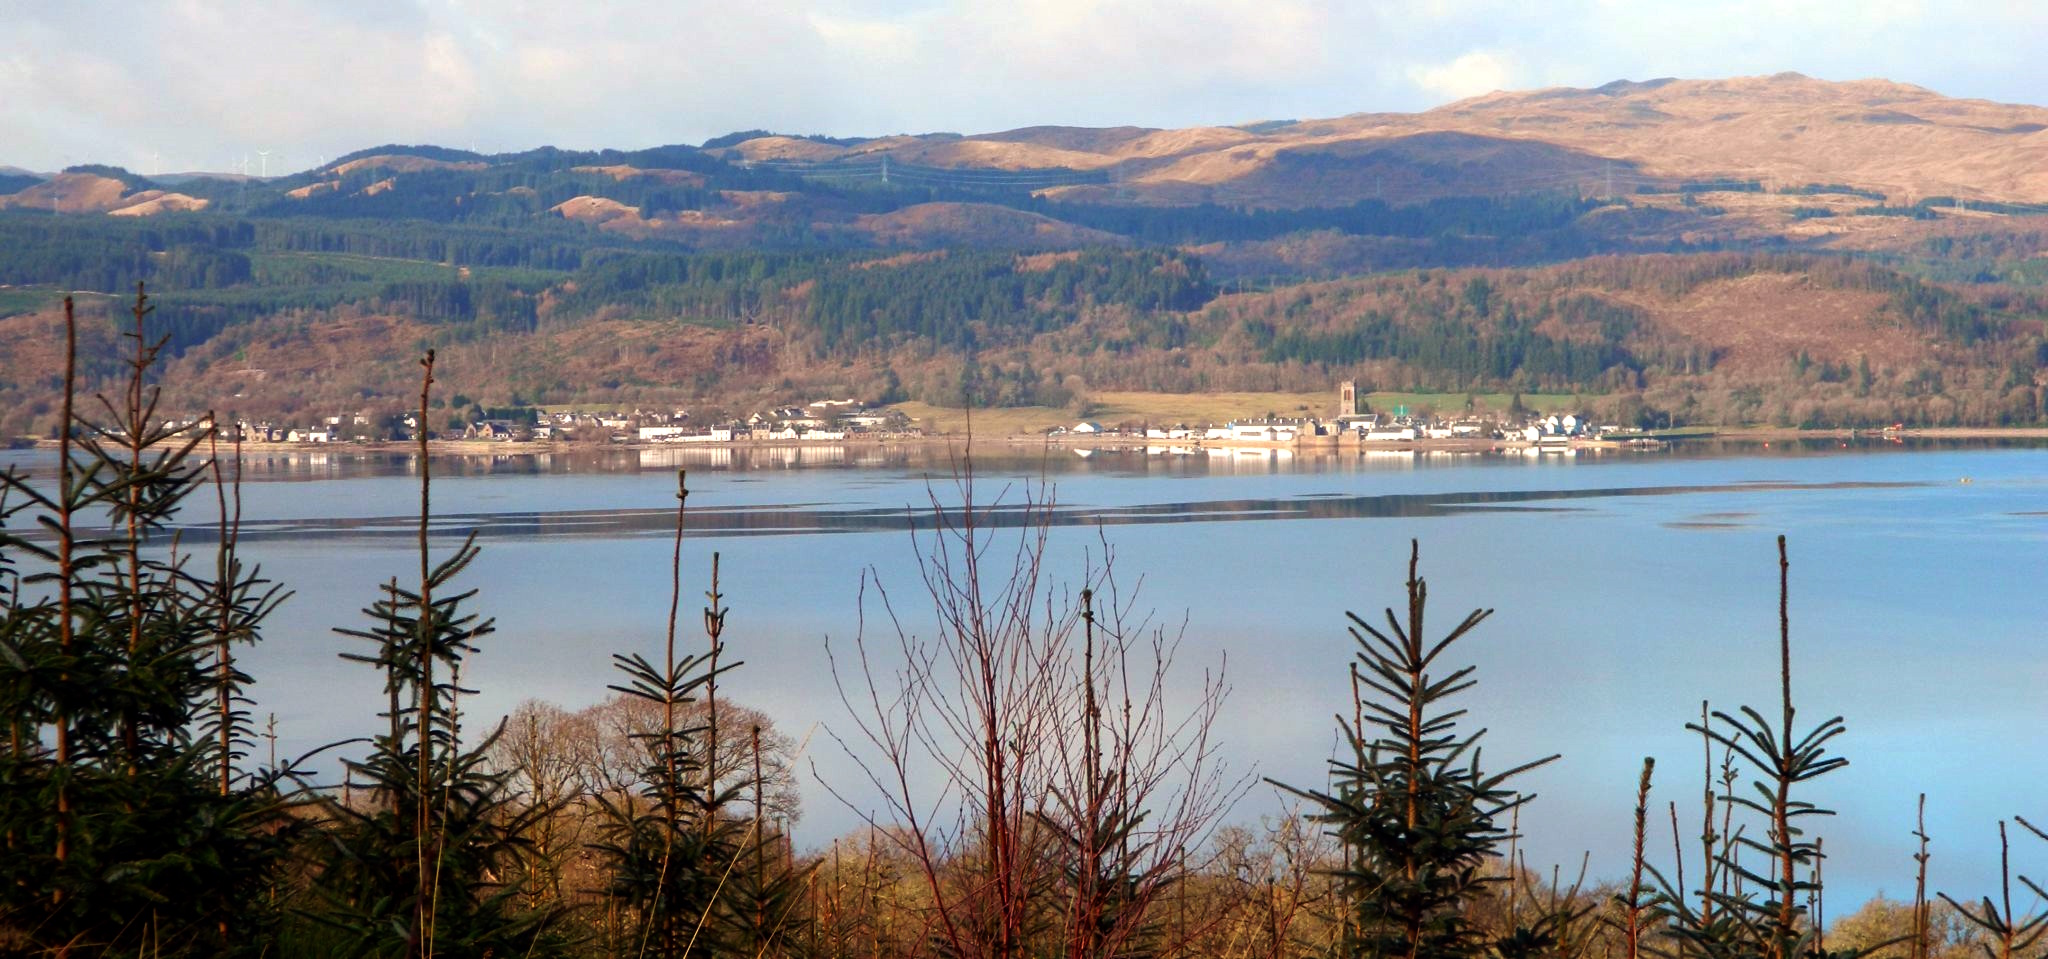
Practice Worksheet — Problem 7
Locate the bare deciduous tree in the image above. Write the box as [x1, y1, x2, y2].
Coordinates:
[824, 464, 1243, 959]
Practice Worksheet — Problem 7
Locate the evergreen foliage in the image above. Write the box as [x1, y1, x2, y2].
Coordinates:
[301, 351, 571, 958]
[1656, 537, 1852, 959]
[0, 288, 294, 956]
[589, 475, 812, 957]
[1277, 541, 1557, 959]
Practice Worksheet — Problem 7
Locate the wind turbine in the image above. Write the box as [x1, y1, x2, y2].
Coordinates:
[256, 149, 270, 178]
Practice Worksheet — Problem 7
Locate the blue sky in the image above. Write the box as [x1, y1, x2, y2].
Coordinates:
[3, 0, 2044, 175]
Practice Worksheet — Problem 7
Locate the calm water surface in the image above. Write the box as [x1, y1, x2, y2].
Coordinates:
[6, 440, 2046, 910]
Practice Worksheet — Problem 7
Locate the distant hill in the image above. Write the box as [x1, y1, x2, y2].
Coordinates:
[8, 74, 2047, 244]
[2, 74, 2046, 434]
[0, 167, 44, 196]
[0, 171, 209, 216]
[711, 73, 2048, 207]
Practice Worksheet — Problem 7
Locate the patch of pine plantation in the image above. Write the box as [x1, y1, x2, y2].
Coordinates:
[2, 288, 2034, 958]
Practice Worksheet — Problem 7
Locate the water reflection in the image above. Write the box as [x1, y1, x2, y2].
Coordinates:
[3, 435, 2040, 485]
[150, 478, 1921, 545]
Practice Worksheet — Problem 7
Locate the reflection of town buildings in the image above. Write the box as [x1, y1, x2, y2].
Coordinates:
[1198, 446, 1296, 474]
[640, 447, 732, 470]
[1052, 382, 1638, 451]
[636, 445, 849, 471]
[165, 397, 915, 448]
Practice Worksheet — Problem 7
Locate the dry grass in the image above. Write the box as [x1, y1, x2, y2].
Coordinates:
[894, 138, 1121, 171]
[330, 155, 487, 176]
[286, 180, 341, 199]
[107, 192, 209, 216]
[725, 136, 849, 163]
[1088, 390, 1336, 425]
[570, 165, 707, 186]
[741, 73, 2048, 206]
[0, 173, 131, 212]
[1299, 74, 2048, 203]
[889, 402, 1074, 437]
[1112, 126, 1259, 160]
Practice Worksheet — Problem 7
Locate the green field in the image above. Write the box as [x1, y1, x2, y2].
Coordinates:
[0, 287, 63, 318]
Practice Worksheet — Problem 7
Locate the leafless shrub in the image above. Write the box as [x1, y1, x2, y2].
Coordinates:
[823, 461, 1244, 958]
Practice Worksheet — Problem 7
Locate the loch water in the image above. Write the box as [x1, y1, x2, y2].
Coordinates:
[5, 439, 2046, 910]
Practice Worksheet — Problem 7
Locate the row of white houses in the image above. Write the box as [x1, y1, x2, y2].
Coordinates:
[1067, 411, 1576, 445]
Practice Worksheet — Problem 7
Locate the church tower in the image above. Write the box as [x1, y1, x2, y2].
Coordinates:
[1338, 380, 1357, 418]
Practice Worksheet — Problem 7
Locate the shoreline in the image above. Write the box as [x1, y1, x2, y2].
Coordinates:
[14, 425, 2048, 458]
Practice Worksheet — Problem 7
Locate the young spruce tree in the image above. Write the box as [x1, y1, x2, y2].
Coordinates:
[305, 351, 569, 958]
[1655, 537, 1851, 959]
[1278, 541, 1558, 959]
[0, 288, 294, 957]
[590, 471, 815, 958]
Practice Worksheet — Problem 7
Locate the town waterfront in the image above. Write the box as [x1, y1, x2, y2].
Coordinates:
[4, 440, 2045, 911]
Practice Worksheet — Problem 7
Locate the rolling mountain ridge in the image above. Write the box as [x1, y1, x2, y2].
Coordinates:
[1, 74, 2045, 435]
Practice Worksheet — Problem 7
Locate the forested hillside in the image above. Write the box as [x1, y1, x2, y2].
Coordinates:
[5, 77, 2048, 433]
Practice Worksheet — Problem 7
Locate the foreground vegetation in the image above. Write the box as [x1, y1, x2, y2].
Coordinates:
[4, 290, 2044, 959]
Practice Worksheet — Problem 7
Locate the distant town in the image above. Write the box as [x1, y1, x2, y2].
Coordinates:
[145, 381, 1661, 453]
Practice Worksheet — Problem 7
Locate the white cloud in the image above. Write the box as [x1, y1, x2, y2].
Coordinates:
[1406, 51, 1518, 102]
[0, 0, 2043, 172]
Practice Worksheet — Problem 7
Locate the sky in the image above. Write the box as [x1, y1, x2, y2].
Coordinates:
[3, 0, 2046, 176]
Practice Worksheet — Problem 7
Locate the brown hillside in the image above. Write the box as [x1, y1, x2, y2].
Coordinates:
[1153, 131, 1643, 205]
[108, 192, 209, 216]
[975, 125, 1158, 154]
[0, 303, 123, 388]
[717, 190, 796, 209]
[551, 195, 661, 237]
[1286, 74, 2048, 204]
[796, 74, 2048, 206]
[570, 165, 707, 186]
[551, 195, 755, 240]
[0, 173, 133, 212]
[1624, 272, 1917, 373]
[1112, 126, 1260, 160]
[1360, 73, 2048, 203]
[725, 136, 848, 163]
[330, 154, 487, 176]
[286, 179, 341, 199]
[863, 138, 1120, 171]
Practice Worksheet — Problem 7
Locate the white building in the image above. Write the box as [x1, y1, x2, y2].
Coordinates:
[1230, 422, 1299, 442]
